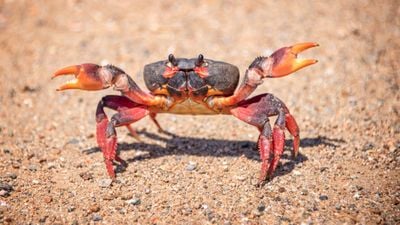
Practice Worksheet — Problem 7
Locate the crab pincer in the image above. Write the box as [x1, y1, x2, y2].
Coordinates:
[52, 63, 111, 91]
[250, 42, 319, 78]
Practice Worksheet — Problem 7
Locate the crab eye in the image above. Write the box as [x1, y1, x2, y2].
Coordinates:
[196, 54, 205, 66]
[167, 54, 177, 66]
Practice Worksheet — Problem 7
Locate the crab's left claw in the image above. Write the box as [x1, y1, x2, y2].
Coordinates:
[270, 42, 319, 77]
[250, 42, 319, 78]
[52, 63, 110, 91]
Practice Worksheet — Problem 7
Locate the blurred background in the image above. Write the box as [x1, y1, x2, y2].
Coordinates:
[0, 0, 398, 224]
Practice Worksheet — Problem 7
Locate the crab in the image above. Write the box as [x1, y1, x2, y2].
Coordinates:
[52, 42, 318, 184]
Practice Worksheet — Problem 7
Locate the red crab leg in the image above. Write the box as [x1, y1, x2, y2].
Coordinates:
[207, 42, 318, 109]
[230, 93, 299, 184]
[52, 63, 169, 107]
[285, 113, 300, 158]
[96, 95, 163, 140]
[149, 112, 164, 133]
[96, 96, 150, 178]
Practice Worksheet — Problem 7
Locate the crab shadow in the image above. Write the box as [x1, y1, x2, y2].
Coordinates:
[83, 130, 345, 178]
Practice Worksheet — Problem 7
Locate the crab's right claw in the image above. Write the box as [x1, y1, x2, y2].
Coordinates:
[270, 42, 319, 77]
[52, 63, 109, 91]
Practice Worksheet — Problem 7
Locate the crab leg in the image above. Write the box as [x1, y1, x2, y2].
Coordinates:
[96, 95, 163, 140]
[285, 113, 300, 158]
[96, 96, 150, 178]
[52, 63, 170, 107]
[230, 93, 299, 184]
[207, 42, 318, 109]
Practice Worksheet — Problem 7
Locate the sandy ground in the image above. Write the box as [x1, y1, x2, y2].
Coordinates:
[0, 0, 399, 224]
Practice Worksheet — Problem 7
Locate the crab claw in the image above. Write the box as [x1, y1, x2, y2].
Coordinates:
[269, 42, 319, 77]
[52, 63, 110, 91]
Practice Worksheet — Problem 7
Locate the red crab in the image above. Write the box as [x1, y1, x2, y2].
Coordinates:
[52, 42, 318, 184]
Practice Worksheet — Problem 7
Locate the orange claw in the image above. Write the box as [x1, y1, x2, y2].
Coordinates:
[270, 42, 319, 77]
[52, 64, 108, 91]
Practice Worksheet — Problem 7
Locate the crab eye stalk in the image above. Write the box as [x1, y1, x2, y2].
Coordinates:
[195, 54, 204, 66]
[168, 54, 177, 66]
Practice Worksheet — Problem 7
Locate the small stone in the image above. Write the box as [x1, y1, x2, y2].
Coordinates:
[335, 204, 341, 210]
[319, 195, 328, 201]
[80, 172, 93, 181]
[67, 206, 75, 212]
[257, 203, 266, 212]
[12, 163, 20, 169]
[0, 200, 8, 207]
[320, 167, 329, 172]
[0, 190, 8, 197]
[28, 164, 38, 171]
[278, 187, 286, 193]
[89, 204, 100, 213]
[126, 198, 141, 205]
[67, 138, 80, 145]
[301, 189, 309, 195]
[293, 170, 302, 176]
[44, 196, 52, 203]
[353, 192, 361, 200]
[71, 220, 78, 225]
[236, 175, 246, 181]
[3, 149, 10, 154]
[186, 162, 197, 171]
[98, 179, 112, 188]
[362, 143, 374, 151]
[348, 204, 357, 211]
[145, 189, 151, 194]
[92, 214, 102, 221]
[39, 216, 47, 223]
[32, 179, 40, 184]
[0, 183, 13, 192]
[6, 173, 17, 179]
[47, 163, 57, 170]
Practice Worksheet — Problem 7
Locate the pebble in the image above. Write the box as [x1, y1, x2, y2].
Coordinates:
[335, 204, 342, 210]
[278, 187, 286, 193]
[92, 214, 102, 221]
[0, 190, 9, 197]
[32, 179, 40, 184]
[301, 189, 309, 196]
[293, 170, 302, 176]
[362, 143, 374, 151]
[126, 198, 141, 205]
[67, 206, 75, 212]
[0, 183, 13, 192]
[98, 179, 112, 188]
[353, 192, 361, 200]
[89, 204, 100, 213]
[43, 196, 52, 203]
[47, 163, 57, 170]
[67, 138, 80, 145]
[319, 195, 329, 201]
[186, 161, 197, 171]
[80, 172, 93, 181]
[0, 183, 12, 197]
[257, 203, 266, 212]
[6, 173, 17, 179]
[28, 164, 38, 171]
